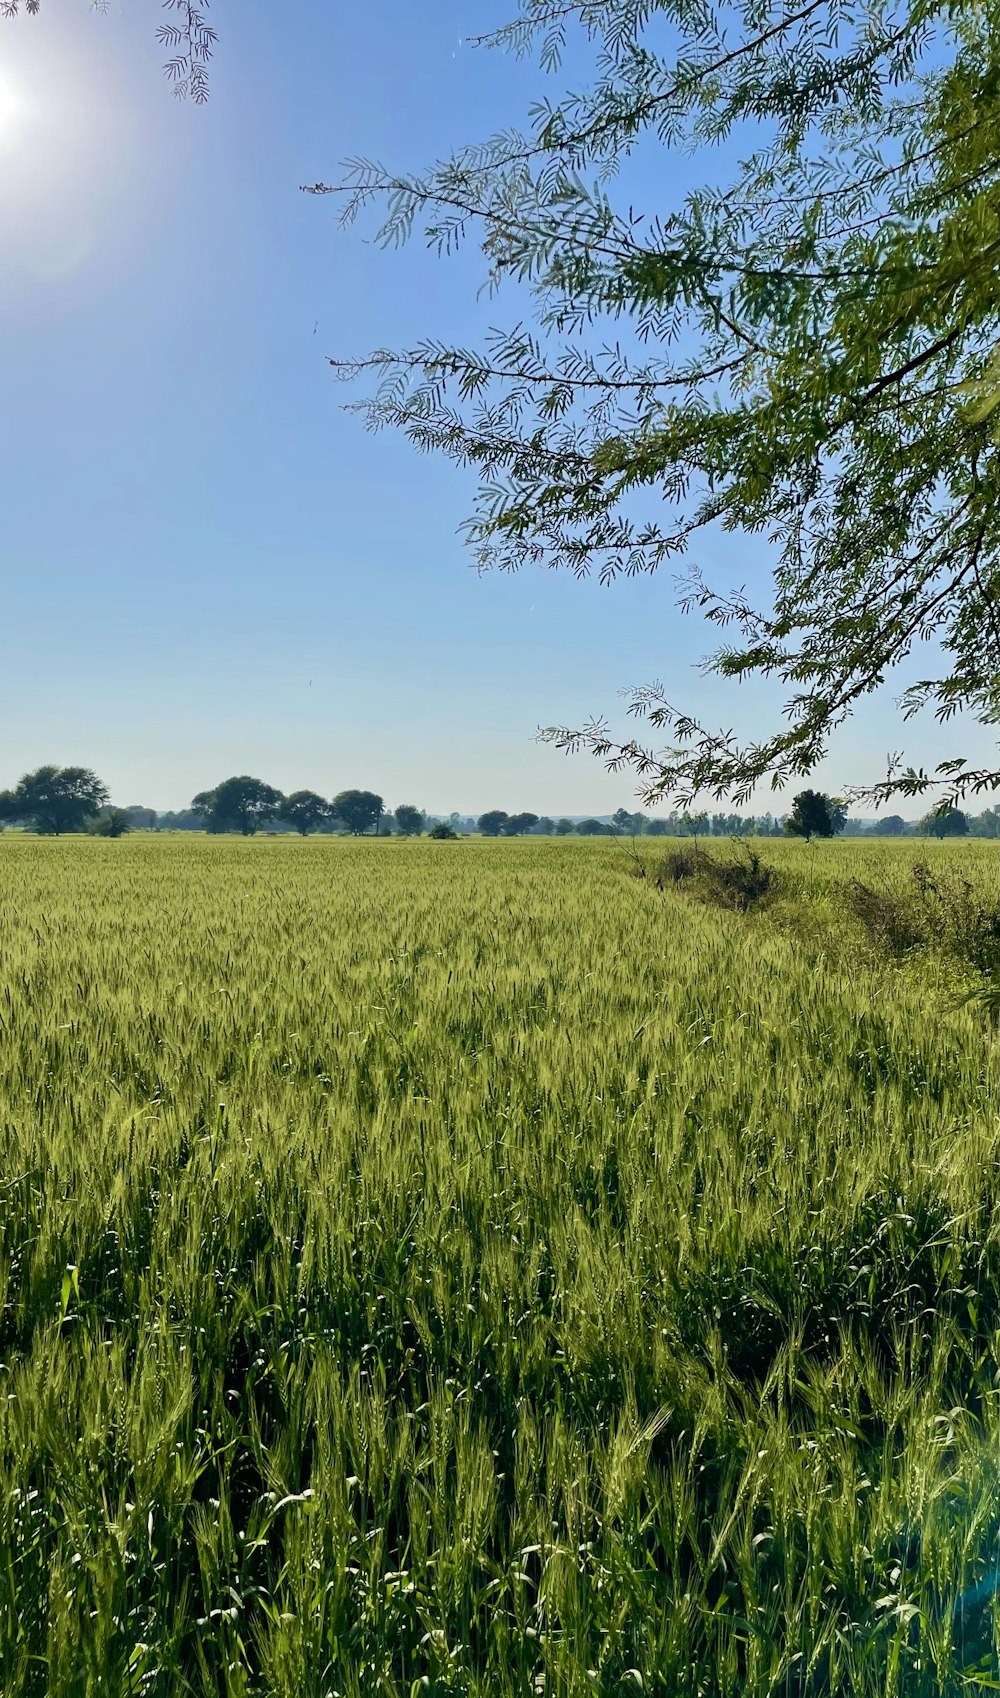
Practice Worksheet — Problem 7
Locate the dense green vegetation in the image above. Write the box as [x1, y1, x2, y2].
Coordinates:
[1, 835, 999, 1695]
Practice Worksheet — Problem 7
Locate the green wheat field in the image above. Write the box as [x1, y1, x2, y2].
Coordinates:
[2, 834, 1000, 1696]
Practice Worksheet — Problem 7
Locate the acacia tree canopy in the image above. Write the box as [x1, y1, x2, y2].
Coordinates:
[1, 765, 108, 834]
[318, 0, 1000, 807]
[394, 804, 425, 836]
[281, 791, 331, 835]
[785, 791, 843, 841]
[503, 811, 540, 835]
[331, 789, 384, 835]
[192, 776, 284, 836]
[922, 804, 970, 836]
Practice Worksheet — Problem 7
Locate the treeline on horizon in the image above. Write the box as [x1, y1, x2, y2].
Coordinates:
[2, 766, 999, 839]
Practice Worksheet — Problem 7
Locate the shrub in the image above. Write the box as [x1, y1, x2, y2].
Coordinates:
[847, 861, 1000, 981]
[845, 879, 926, 954]
[654, 841, 775, 911]
[90, 808, 133, 839]
[654, 844, 715, 885]
[911, 862, 1000, 977]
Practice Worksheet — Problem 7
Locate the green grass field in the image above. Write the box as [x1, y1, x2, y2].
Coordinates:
[1, 834, 999, 1696]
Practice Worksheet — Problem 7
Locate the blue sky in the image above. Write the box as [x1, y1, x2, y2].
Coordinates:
[1, 0, 993, 815]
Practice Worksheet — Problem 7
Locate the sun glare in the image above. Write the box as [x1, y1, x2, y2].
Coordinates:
[0, 46, 126, 281]
[0, 65, 31, 150]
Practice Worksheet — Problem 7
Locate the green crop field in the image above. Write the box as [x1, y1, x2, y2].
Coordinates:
[1, 834, 999, 1696]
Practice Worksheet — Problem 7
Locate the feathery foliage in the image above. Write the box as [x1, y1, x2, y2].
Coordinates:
[0, 0, 216, 101]
[315, 0, 1000, 804]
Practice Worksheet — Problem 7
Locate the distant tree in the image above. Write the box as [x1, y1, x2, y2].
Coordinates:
[192, 776, 284, 837]
[394, 804, 425, 837]
[972, 806, 1000, 839]
[534, 816, 555, 835]
[3, 766, 108, 835]
[876, 815, 908, 837]
[576, 818, 610, 836]
[191, 793, 219, 834]
[91, 808, 132, 839]
[553, 818, 574, 835]
[745, 813, 785, 837]
[785, 791, 838, 841]
[477, 810, 509, 837]
[711, 812, 748, 836]
[921, 806, 970, 838]
[281, 791, 331, 835]
[154, 809, 202, 832]
[645, 819, 671, 837]
[428, 821, 459, 839]
[330, 789, 383, 835]
[120, 806, 158, 831]
[677, 811, 710, 837]
[503, 812, 539, 836]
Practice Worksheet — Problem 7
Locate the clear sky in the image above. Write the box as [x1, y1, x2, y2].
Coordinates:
[1, 1, 994, 815]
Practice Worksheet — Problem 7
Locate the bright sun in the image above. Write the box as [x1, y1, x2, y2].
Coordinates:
[0, 42, 139, 283]
[0, 66, 31, 148]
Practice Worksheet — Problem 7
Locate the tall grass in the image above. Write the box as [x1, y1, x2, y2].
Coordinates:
[0, 835, 998, 1695]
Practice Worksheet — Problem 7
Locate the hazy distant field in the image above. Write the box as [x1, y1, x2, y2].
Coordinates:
[1, 835, 999, 1695]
